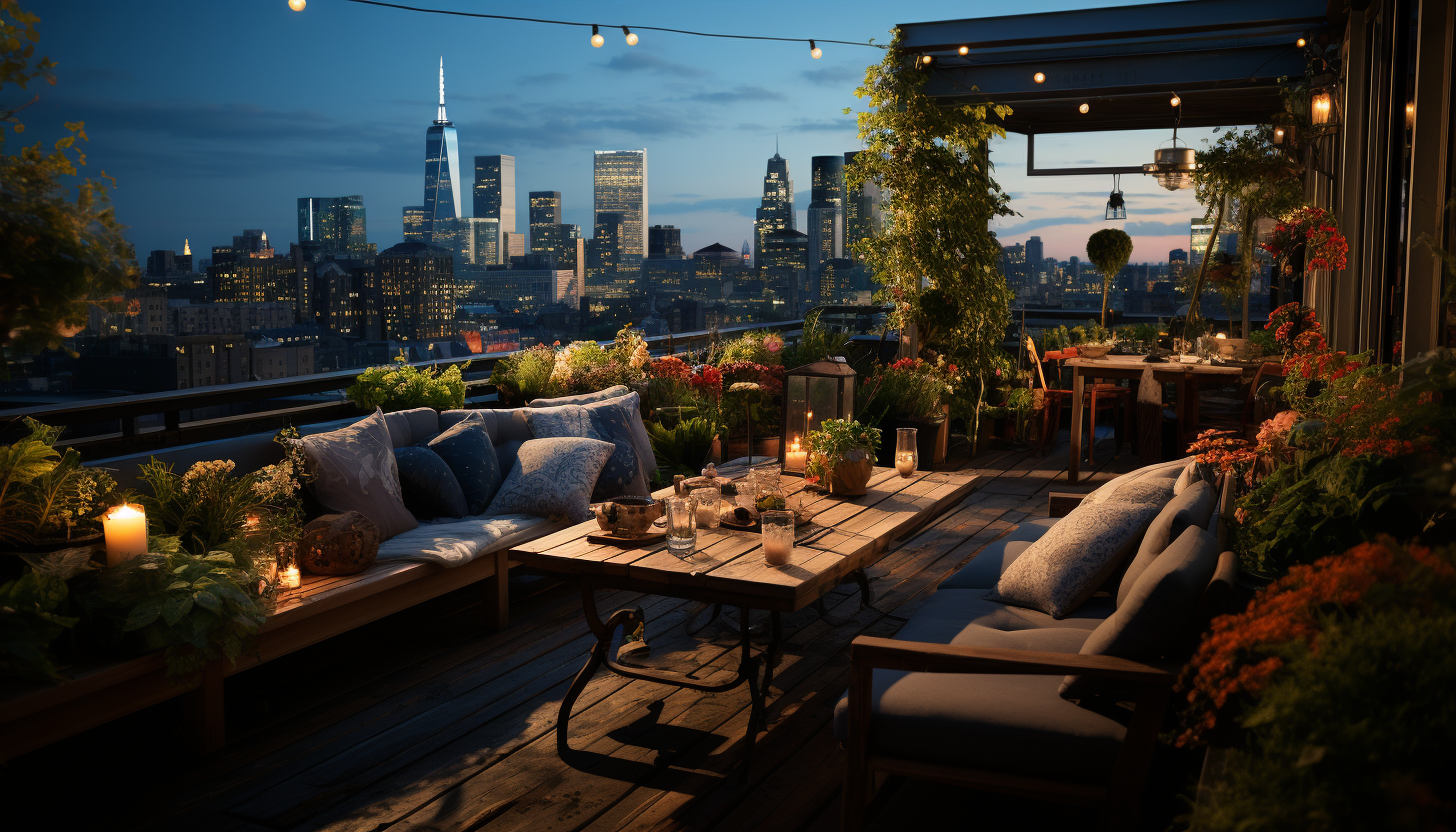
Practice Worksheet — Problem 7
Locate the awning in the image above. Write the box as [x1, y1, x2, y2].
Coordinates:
[898, 0, 1331, 134]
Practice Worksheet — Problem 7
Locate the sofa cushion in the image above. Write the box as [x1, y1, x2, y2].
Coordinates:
[485, 436, 615, 523]
[987, 500, 1161, 618]
[1083, 457, 1187, 506]
[1060, 526, 1221, 700]
[939, 519, 1060, 590]
[393, 447, 468, 520]
[528, 386, 630, 408]
[831, 596, 1125, 782]
[299, 408, 417, 540]
[1173, 458, 1204, 496]
[904, 590, 1115, 642]
[382, 407, 442, 448]
[1117, 480, 1217, 607]
[527, 401, 645, 500]
[426, 415, 503, 516]
[530, 388, 655, 481]
[376, 512, 550, 567]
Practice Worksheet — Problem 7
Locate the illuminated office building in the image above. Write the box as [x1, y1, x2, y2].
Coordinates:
[1190, 218, 1238, 268]
[843, 151, 882, 261]
[376, 241, 455, 341]
[593, 149, 647, 269]
[402, 206, 428, 242]
[422, 58, 461, 242]
[297, 195, 369, 258]
[433, 217, 501, 266]
[529, 191, 562, 237]
[754, 144, 795, 269]
[475, 155, 517, 234]
[806, 155, 844, 285]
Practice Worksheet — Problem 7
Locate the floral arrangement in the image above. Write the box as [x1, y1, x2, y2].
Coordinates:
[346, 354, 467, 412]
[1264, 301, 1323, 358]
[1260, 206, 1349, 272]
[857, 356, 958, 425]
[803, 418, 881, 486]
[714, 330, 784, 367]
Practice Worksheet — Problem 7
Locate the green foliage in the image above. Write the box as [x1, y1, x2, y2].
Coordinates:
[1249, 327, 1277, 354]
[1, 1, 138, 358]
[646, 417, 718, 479]
[804, 418, 881, 484]
[846, 29, 1014, 451]
[714, 330, 781, 367]
[1190, 606, 1456, 832]
[345, 355, 467, 412]
[1085, 228, 1134, 328]
[137, 454, 301, 560]
[781, 313, 851, 368]
[490, 344, 556, 405]
[0, 566, 76, 680]
[856, 358, 956, 425]
[0, 417, 114, 546]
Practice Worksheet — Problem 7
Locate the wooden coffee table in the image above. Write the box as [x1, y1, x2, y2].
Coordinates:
[509, 467, 979, 758]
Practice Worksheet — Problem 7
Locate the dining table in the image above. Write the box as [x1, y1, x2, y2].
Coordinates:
[1066, 354, 1243, 483]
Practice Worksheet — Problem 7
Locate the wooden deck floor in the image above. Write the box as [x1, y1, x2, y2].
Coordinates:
[3, 433, 1205, 831]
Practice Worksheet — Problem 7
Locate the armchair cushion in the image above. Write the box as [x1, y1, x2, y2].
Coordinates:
[939, 518, 1060, 590]
[1117, 480, 1217, 607]
[526, 401, 644, 500]
[299, 408, 417, 540]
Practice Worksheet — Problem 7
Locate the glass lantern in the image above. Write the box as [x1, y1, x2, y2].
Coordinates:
[780, 357, 856, 475]
[895, 427, 919, 477]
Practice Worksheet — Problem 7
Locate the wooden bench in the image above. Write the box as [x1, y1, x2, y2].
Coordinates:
[0, 547, 512, 760]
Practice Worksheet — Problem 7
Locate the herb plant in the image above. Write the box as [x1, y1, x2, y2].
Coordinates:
[0, 417, 116, 548]
[803, 419, 881, 485]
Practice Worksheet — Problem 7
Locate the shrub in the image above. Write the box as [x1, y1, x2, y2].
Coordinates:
[489, 344, 555, 405]
[857, 357, 957, 425]
[647, 417, 718, 478]
[346, 356, 467, 412]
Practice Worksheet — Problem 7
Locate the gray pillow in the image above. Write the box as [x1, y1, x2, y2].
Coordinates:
[1172, 459, 1203, 496]
[394, 446, 468, 520]
[1083, 458, 1186, 506]
[300, 408, 418, 540]
[1117, 480, 1216, 607]
[986, 499, 1161, 618]
[484, 437, 615, 523]
[1060, 526, 1220, 700]
[527, 400, 647, 499]
[528, 385, 630, 408]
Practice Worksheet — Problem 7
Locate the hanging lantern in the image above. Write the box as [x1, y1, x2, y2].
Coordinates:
[1143, 98, 1195, 190]
[1310, 90, 1334, 125]
[780, 358, 856, 475]
[1105, 174, 1126, 220]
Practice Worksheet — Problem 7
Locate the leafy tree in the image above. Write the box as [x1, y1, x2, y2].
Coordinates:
[846, 30, 1016, 449]
[0, 0, 136, 364]
[1085, 228, 1133, 329]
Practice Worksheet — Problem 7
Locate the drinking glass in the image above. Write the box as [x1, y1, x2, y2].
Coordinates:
[895, 427, 919, 477]
[665, 495, 697, 556]
[760, 510, 794, 566]
[692, 484, 721, 530]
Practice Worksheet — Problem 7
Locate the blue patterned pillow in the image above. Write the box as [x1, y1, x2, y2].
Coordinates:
[485, 437, 615, 522]
[426, 416, 503, 516]
[527, 403, 640, 500]
[394, 446, 468, 520]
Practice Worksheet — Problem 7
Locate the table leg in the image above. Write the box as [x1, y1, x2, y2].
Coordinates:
[1175, 374, 1190, 452]
[1068, 367, 1086, 483]
[761, 611, 783, 694]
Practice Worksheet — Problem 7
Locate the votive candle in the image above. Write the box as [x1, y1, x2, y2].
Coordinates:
[895, 451, 917, 477]
[102, 504, 148, 566]
[761, 510, 794, 566]
[280, 565, 302, 590]
[784, 437, 808, 472]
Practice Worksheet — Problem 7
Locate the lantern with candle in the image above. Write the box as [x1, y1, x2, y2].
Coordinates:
[780, 358, 856, 476]
[102, 503, 149, 566]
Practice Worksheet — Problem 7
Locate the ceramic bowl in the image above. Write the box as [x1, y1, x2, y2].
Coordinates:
[1078, 345, 1112, 359]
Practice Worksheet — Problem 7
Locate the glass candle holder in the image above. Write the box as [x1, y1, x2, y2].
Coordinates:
[277, 541, 302, 590]
[895, 427, 919, 477]
[665, 494, 697, 556]
[692, 484, 721, 530]
[760, 510, 794, 566]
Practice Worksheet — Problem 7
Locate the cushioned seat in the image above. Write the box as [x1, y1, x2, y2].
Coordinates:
[376, 512, 553, 566]
[938, 518, 1058, 590]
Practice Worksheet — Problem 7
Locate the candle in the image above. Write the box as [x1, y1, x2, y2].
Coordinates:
[895, 451, 917, 476]
[761, 510, 794, 566]
[280, 566, 302, 590]
[102, 503, 148, 566]
[762, 535, 791, 566]
[784, 437, 808, 472]
[697, 502, 717, 527]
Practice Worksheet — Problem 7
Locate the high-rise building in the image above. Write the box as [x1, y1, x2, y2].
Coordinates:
[146, 250, 176, 278]
[1002, 243, 1027, 286]
[209, 245, 308, 324]
[532, 223, 584, 294]
[741, 239, 752, 267]
[648, 225, 684, 259]
[1190, 218, 1238, 268]
[528, 191, 562, 236]
[433, 217, 502, 266]
[760, 228, 810, 311]
[1169, 248, 1188, 264]
[402, 206, 428, 242]
[587, 211, 623, 284]
[376, 241, 455, 341]
[1025, 236, 1044, 283]
[298, 195, 369, 258]
[807, 155, 845, 285]
[593, 150, 647, 269]
[474, 155, 516, 235]
[422, 59, 461, 242]
[843, 150, 882, 260]
[754, 145, 794, 268]
[177, 239, 192, 274]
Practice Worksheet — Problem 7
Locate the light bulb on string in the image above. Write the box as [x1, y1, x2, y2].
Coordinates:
[1079, 102, 1090, 114]
[591, 24, 603, 47]
[1170, 94, 1181, 107]
[958, 45, 968, 55]
[809, 39, 821, 59]
[920, 54, 932, 65]
[288, 0, 305, 10]
[1296, 37, 1307, 47]
[1033, 72, 1045, 83]
[622, 26, 637, 46]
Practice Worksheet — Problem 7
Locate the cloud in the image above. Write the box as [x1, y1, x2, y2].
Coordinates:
[801, 65, 862, 87]
[791, 118, 856, 133]
[687, 86, 786, 104]
[517, 72, 569, 86]
[601, 53, 707, 77]
[1124, 220, 1192, 236]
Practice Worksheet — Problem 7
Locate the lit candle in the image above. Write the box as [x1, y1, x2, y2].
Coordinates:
[697, 500, 717, 527]
[895, 451, 917, 477]
[785, 437, 808, 472]
[762, 534, 791, 566]
[280, 565, 302, 590]
[102, 503, 148, 566]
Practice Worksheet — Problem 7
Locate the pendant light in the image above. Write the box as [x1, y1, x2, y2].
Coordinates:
[1142, 95, 1196, 190]
[1105, 174, 1126, 220]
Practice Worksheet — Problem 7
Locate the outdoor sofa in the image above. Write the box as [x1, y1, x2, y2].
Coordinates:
[835, 458, 1237, 832]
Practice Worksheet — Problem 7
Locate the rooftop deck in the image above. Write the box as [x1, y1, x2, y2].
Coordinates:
[3, 434, 1202, 831]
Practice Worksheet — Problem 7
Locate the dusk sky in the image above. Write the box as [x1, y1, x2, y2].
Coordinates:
[26, 0, 1222, 266]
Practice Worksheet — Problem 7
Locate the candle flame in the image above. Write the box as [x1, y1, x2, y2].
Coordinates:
[108, 503, 144, 520]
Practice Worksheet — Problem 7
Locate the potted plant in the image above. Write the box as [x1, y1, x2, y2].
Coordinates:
[857, 357, 956, 466]
[0, 418, 116, 563]
[804, 418, 881, 496]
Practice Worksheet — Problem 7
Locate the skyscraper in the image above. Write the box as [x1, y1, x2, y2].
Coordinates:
[648, 225, 684, 259]
[402, 206, 428, 243]
[433, 217, 501, 266]
[1190, 219, 1238, 268]
[754, 145, 794, 268]
[1026, 236, 1045, 284]
[528, 191, 562, 233]
[593, 149, 647, 269]
[376, 241, 455, 341]
[297, 195, 369, 258]
[422, 58, 461, 242]
[475, 155, 517, 234]
[843, 151, 882, 260]
[807, 155, 845, 284]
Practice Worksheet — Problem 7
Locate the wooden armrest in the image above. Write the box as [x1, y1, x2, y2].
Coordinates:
[849, 636, 1173, 686]
[1047, 492, 1086, 518]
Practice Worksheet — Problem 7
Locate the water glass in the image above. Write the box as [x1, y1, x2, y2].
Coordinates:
[895, 427, 919, 477]
[665, 495, 697, 556]
[692, 484, 721, 530]
[760, 510, 794, 566]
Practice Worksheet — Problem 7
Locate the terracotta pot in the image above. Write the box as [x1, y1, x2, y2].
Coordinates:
[828, 450, 874, 496]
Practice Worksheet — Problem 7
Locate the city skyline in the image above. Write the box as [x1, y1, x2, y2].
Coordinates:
[28, 0, 1213, 267]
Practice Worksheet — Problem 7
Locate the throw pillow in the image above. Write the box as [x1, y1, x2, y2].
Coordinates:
[986, 499, 1162, 618]
[1060, 526, 1220, 700]
[528, 385, 630, 407]
[527, 403, 642, 500]
[1117, 480, 1216, 607]
[299, 408, 418, 540]
[1084, 458, 1185, 506]
[393, 446, 469, 520]
[485, 437, 615, 523]
[1172, 458, 1203, 496]
[426, 415, 503, 516]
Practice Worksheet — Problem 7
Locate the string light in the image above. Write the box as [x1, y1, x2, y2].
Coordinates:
[623, 26, 637, 45]
[1296, 36, 1307, 47]
[810, 39, 821, 59]
[288, 0, 305, 9]
[958, 45, 968, 55]
[591, 24, 603, 47]
[1170, 94, 1181, 107]
[921, 54, 933, 65]
[1033, 72, 1045, 83]
[1079, 102, 1090, 114]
